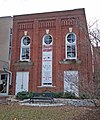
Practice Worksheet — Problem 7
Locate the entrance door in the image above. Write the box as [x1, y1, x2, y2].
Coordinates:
[0, 74, 9, 95]
[15, 72, 29, 95]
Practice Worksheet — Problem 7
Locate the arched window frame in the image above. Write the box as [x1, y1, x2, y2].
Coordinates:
[65, 32, 77, 60]
[42, 34, 53, 86]
[20, 36, 30, 61]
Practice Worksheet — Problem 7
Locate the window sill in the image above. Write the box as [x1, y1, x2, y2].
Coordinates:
[13, 60, 34, 70]
[37, 86, 56, 88]
[59, 59, 81, 64]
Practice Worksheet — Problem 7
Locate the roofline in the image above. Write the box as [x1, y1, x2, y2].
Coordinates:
[13, 8, 85, 19]
[0, 16, 12, 18]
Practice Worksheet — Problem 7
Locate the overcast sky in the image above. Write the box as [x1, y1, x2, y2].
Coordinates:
[0, 0, 100, 23]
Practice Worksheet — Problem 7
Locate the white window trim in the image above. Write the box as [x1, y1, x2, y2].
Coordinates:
[65, 32, 77, 60]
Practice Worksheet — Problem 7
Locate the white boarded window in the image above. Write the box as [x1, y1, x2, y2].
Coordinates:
[64, 71, 79, 97]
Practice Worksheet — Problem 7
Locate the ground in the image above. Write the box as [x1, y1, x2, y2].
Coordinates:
[0, 104, 99, 120]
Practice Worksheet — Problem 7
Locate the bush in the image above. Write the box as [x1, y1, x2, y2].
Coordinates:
[42, 92, 53, 97]
[29, 91, 34, 98]
[16, 91, 77, 100]
[53, 92, 76, 99]
[16, 91, 29, 100]
[53, 92, 64, 98]
[64, 92, 76, 99]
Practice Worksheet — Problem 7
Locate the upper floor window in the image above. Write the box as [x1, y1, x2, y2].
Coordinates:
[66, 33, 77, 59]
[42, 34, 53, 86]
[20, 36, 30, 61]
[44, 35, 52, 45]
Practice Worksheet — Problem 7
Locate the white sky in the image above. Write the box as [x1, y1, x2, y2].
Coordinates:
[0, 0, 100, 23]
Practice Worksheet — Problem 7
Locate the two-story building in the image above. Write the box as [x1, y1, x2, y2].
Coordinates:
[10, 8, 93, 96]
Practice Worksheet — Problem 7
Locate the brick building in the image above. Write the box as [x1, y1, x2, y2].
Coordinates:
[10, 8, 93, 96]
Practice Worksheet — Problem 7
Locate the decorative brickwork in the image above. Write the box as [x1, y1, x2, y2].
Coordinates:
[61, 17, 78, 26]
[18, 22, 33, 30]
[39, 20, 56, 28]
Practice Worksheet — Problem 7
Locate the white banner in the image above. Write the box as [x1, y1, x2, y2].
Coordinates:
[42, 43, 52, 85]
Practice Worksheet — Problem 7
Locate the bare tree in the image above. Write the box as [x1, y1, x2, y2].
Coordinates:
[88, 20, 100, 46]
[79, 20, 100, 107]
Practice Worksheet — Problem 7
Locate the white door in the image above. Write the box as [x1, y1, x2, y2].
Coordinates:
[15, 72, 29, 95]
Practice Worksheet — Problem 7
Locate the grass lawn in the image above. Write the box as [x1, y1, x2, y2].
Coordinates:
[0, 104, 100, 120]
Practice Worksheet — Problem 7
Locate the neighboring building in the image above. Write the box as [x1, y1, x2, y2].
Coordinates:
[10, 8, 93, 96]
[0, 16, 13, 95]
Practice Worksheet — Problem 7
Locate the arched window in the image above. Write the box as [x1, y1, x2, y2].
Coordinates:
[20, 36, 30, 61]
[66, 33, 77, 59]
[42, 34, 53, 86]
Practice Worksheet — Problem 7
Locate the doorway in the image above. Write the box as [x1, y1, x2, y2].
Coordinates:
[0, 73, 9, 95]
[15, 72, 29, 95]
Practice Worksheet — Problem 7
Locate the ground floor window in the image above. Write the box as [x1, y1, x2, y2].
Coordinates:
[64, 71, 79, 96]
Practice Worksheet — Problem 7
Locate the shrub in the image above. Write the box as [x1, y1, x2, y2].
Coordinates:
[53, 92, 64, 98]
[53, 92, 76, 99]
[16, 91, 29, 100]
[64, 92, 76, 99]
[42, 92, 54, 98]
[29, 91, 33, 98]
[16, 91, 77, 100]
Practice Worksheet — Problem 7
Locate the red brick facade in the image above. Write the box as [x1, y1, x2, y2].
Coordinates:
[10, 8, 93, 95]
